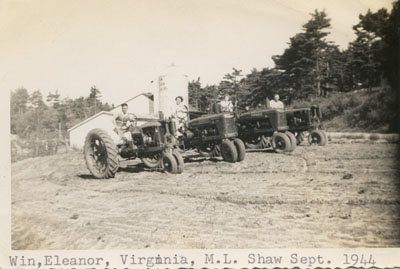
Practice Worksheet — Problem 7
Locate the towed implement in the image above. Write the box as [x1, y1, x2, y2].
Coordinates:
[84, 119, 183, 179]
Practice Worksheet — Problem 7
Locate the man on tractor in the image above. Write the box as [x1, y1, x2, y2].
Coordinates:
[269, 94, 284, 109]
[112, 103, 137, 146]
[220, 94, 234, 113]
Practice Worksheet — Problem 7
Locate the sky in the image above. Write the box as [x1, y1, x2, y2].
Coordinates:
[0, 0, 394, 105]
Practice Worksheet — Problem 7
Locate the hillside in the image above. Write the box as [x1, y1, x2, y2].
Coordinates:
[290, 89, 399, 133]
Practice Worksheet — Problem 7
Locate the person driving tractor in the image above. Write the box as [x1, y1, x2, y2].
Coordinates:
[112, 103, 137, 145]
[269, 94, 284, 109]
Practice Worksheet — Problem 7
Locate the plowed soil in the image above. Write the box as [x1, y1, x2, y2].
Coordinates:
[11, 137, 400, 249]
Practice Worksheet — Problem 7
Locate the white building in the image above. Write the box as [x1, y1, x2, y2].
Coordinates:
[68, 111, 116, 149]
[68, 93, 156, 149]
[110, 92, 154, 115]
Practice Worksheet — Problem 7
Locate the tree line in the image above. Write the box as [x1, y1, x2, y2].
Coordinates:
[10, 86, 113, 139]
[189, 1, 399, 132]
[10, 1, 399, 139]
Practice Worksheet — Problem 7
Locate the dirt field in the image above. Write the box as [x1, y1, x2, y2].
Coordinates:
[11, 136, 400, 249]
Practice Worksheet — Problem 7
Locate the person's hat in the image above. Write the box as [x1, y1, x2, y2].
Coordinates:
[175, 96, 183, 101]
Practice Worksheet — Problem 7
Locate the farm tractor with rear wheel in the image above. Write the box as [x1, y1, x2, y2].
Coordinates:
[236, 109, 297, 153]
[178, 113, 246, 163]
[285, 105, 327, 146]
[83, 119, 183, 179]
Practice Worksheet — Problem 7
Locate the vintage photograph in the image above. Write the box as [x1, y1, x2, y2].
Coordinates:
[3, 0, 399, 250]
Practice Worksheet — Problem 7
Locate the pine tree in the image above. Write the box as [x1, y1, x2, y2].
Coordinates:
[46, 90, 61, 108]
[347, 8, 389, 90]
[273, 10, 335, 98]
[218, 68, 248, 108]
[188, 78, 201, 110]
[87, 86, 102, 114]
[241, 68, 284, 107]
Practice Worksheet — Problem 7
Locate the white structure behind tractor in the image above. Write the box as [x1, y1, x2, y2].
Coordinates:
[68, 64, 189, 149]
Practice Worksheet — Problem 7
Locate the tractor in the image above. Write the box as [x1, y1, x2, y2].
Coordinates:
[83, 118, 183, 179]
[285, 105, 327, 146]
[178, 112, 246, 163]
[236, 108, 296, 153]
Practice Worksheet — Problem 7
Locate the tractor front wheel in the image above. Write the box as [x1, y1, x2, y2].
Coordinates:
[285, 131, 297, 152]
[172, 150, 184, 173]
[272, 132, 291, 153]
[162, 152, 178, 173]
[233, 138, 246, 162]
[308, 130, 327, 145]
[220, 140, 238, 162]
[320, 130, 328, 145]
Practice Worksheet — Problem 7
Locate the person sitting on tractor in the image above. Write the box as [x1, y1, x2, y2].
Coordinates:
[220, 94, 234, 113]
[269, 94, 284, 109]
[172, 96, 188, 137]
[112, 103, 137, 146]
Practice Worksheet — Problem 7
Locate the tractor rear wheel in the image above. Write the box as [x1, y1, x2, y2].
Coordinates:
[162, 153, 178, 173]
[84, 128, 119, 179]
[245, 136, 264, 149]
[296, 131, 305, 145]
[320, 130, 328, 145]
[308, 130, 327, 145]
[233, 138, 246, 162]
[141, 152, 163, 168]
[220, 140, 238, 162]
[272, 132, 291, 153]
[197, 144, 220, 157]
[172, 150, 184, 173]
[285, 131, 297, 152]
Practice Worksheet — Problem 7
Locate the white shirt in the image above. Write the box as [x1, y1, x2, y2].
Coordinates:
[269, 100, 284, 109]
[220, 100, 233, 112]
[112, 111, 136, 129]
[174, 103, 188, 120]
